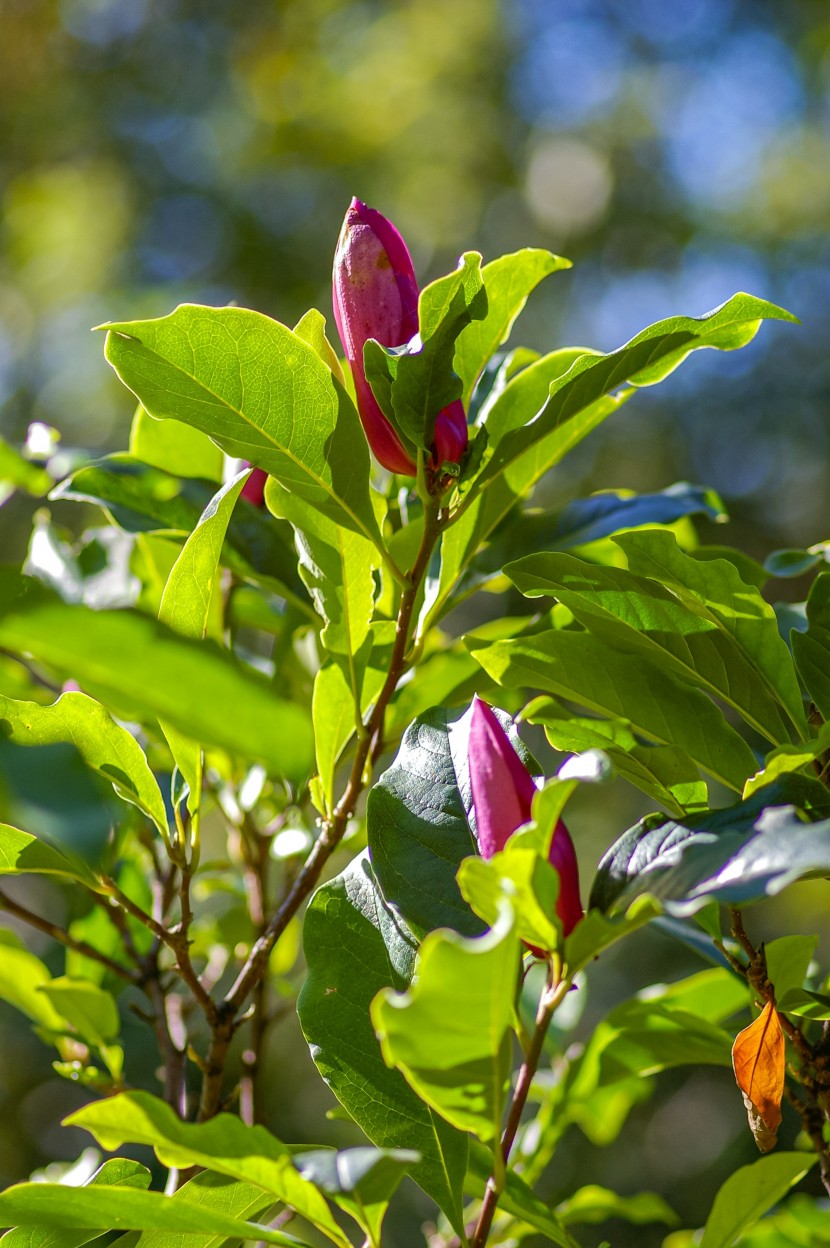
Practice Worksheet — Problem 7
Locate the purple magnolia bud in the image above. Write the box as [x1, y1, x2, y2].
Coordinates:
[468, 696, 583, 938]
[241, 466, 268, 508]
[333, 198, 469, 475]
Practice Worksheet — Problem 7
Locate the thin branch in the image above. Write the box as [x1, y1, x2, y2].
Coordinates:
[0, 888, 138, 983]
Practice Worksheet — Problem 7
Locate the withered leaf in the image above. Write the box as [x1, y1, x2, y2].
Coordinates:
[732, 999, 785, 1153]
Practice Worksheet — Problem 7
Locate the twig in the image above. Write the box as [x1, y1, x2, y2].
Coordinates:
[0, 888, 138, 983]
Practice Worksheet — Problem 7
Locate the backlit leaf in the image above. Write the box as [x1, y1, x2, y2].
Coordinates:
[732, 1001, 785, 1152]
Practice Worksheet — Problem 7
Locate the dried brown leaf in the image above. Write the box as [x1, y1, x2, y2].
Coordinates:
[732, 999, 785, 1152]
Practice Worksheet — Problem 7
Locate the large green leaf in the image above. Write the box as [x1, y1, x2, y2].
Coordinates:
[367, 704, 484, 939]
[454, 249, 571, 406]
[590, 776, 830, 916]
[698, 1154, 816, 1248]
[508, 536, 804, 746]
[0, 1184, 306, 1246]
[158, 469, 249, 816]
[111, 1170, 278, 1248]
[65, 1091, 350, 1248]
[296, 852, 468, 1234]
[53, 455, 305, 603]
[372, 901, 518, 1142]
[101, 305, 383, 548]
[474, 294, 796, 490]
[457, 845, 562, 953]
[0, 690, 167, 837]
[0, 823, 101, 888]
[0, 1158, 151, 1248]
[0, 585, 313, 780]
[469, 629, 757, 791]
[129, 406, 224, 480]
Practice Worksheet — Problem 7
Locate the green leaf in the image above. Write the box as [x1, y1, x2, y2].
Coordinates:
[312, 661, 356, 812]
[615, 530, 806, 740]
[101, 305, 383, 548]
[297, 852, 468, 1234]
[0, 1158, 151, 1248]
[0, 933, 66, 1030]
[469, 629, 757, 791]
[371, 900, 519, 1142]
[576, 997, 734, 1087]
[366, 252, 486, 452]
[698, 1153, 816, 1248]
[764, 548, 824, 579]
[507, 533, 805, 746]
[292, 308, 346, 386]
[775, 987, 830, 1020]
[764, 935, 818, 1004]
[112, 1170, 278, 1248]
[40, 976, 119, 1048]
[158, 470, 249, 817]
[0, 435, 52, 501]
[0, 690, 168, 838]
[293, 1148, 418, 1248]
[129, 406, 224, 480]
[454, 249, 571, 406]
[744, 722, 830, 798]
[0, 823, 101, 888]
[590, 777, 830, 917]
[474, 293, 797, 490]
[555, 1185, 679, 1228]
[367, 705, 483, 938]
[525, 698, 707, 816]
[65, 1090, 350, 1248]
[0, 1184, 306, 1246]
[53, 455, 305, 604]
[564, 896, 662, 976]
[457, 846, 562, 952]
[0, 587, 313, 781]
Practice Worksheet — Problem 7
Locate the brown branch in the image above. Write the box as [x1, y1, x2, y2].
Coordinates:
[196, 492, 446, 1122]
[471, 963, 571, 1248]
[0, 888, 138, 983]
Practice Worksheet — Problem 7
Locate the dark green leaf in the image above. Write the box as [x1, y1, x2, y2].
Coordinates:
[590, 777, 830, 917]
[297, 852, 468, 1234]
[698, 1154, 816, 1248]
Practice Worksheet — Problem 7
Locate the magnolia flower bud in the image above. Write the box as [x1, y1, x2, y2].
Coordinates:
[333, 198, 469, 474]
[241, 466, 268, 508]
[468, 696, 583, 938]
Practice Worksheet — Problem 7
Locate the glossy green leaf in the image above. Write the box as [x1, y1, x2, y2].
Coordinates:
[525, 698, 708, 816]
[158, 469, 248, 816]
[293, 1147, 418, 1248]
[474, 294, 796, 490]
[699, 1153, 816, 1248]
[129, 406, 224, 480]
[555, 1184, 679, 1228]
[469, 629, 757, 790]
[0, 587, 313, 780]
[0, 690, 167, 838]
[111, 1170, 278, 1248]
[615, 530, 806, 739]
[0, 823, 101, 888]
[454, 248, 571, 406]
[0, 1158, 151, 1248]
[508, 533, 804, 746]
[53, 455, 305, 603]
[65, 1091, 350, 1248]
[591, 777, 830, 917]
[372, 901, 519, 1141]
[101, 304, 383, 548]
[297, 852, 468, 1234]
[365, 252, 486, 452]
[367, 704, 483, 938]
[0, 1184, 306, 1246]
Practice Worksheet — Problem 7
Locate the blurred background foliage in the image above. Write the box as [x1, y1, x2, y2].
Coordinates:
[2, 0, 830, 1242]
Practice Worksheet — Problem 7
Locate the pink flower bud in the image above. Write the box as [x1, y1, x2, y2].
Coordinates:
[241, 466, 268, 508]
[468, 696, 583, 939]
[333, 198, 469, 475]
